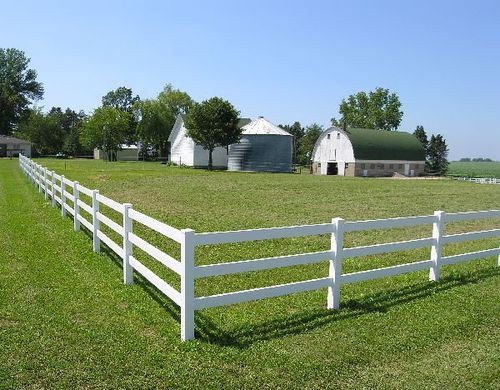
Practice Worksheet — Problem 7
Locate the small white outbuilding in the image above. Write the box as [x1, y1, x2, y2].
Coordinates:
[94, 144, 139, 161]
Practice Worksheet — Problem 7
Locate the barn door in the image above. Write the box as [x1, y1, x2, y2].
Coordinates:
[327, 162, 338, 175]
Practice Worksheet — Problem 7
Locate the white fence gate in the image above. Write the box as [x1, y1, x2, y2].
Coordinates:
[19, 155, 500, 341]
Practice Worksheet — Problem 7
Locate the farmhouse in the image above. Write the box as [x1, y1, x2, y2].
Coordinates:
[94, 144, 139, 161]
[311, 127, 426, 176]
[228, 116, 293, 172]
[0, 135, 32, 157]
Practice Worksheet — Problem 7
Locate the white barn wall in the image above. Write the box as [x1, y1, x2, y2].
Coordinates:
[312, 129, 354, 175]
[169, 116, 228, 168]
[169, 118, 195, 166]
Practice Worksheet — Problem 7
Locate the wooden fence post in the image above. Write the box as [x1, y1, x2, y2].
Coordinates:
[328, 218, 344, 310]
[429, 210, 444, 281]
[61, 176, 66, 217]
[43, 168, 48, 199]
[92, 190, 100, 252]
[73, 181, 80, 231]
[181, 228, 195, 341]
[123, 203, 134, 284]
[51, 172, 56, 207]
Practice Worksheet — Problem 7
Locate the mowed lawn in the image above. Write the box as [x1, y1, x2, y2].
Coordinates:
[1, 158, 499, 389]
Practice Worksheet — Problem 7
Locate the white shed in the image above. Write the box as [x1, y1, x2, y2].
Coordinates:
[94, 144, 139, 161]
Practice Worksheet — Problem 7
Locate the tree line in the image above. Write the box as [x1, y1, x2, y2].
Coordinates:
[459, 157, 494, 162]
[1, 48, 449, 173]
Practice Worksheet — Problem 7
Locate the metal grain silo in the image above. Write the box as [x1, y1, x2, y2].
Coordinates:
[228, 117, 293, 172]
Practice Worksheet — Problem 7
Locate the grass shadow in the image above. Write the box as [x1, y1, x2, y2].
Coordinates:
[134, 275, 181, 322]
[98, 242, 181, 322]
[194, 265, 500, 348]
[99, 243, 124, 270]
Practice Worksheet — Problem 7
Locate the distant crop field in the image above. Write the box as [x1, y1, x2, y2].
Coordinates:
[448, 161, 500, 178]
[2, 158, 499, 389]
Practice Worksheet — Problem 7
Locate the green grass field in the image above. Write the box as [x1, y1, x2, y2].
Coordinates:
[1, 158, 499, 389]
[448, 161, 500, 178]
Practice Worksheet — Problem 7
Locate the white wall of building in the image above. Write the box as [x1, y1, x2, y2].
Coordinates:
[94, 146, 139, 161]
[169, 119, 195, 166]
[169, 116, 228, 168]
[312, 128, 355, 175]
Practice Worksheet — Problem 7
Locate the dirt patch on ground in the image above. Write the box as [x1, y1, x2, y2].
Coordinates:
[388, 172, 445, 180]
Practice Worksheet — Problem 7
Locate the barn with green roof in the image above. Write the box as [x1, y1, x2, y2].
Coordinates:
[311, 127, 426, 176]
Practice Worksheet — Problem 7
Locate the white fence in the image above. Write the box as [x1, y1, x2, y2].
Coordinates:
[19, 155, 500, 341]
[455, 177, 500, 184]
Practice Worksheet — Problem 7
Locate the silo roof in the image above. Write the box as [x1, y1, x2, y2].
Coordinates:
[242, 117, 292, 136]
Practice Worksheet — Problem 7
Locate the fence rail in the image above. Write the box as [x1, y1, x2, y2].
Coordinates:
[18, 155, 500, 341]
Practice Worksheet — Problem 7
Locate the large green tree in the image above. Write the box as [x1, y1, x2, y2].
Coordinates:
[331, 87, 403, 131]
[279, 121, 304, 165]
[60, 108, 87, 156]
[413, 125, 428, 151]
[17, 107, 87, 156]
[102, 86, 140, 144]
[427, 134, 449, 175]
[412, 125, 449, 175]
[16, 109, 60, 155]
[413, 125, 430, 170]
[184, 97, 240, 170]
[135, 84, 193, 158]
[80, 107, 130, 161]
[299, 123, 323, 165]
[0, 48, 44, 135]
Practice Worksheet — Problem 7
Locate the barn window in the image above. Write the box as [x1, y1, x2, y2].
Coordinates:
[327, 134, 331, 139]
[398, 164, 403, 169]
[370, 164, 375, 169]
[389, 164, 394, 169]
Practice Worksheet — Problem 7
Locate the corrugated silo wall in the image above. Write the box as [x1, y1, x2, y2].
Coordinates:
[228, 135, 292, 172]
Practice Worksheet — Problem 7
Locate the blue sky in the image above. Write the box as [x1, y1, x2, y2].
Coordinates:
[2, 0, 499, 159]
